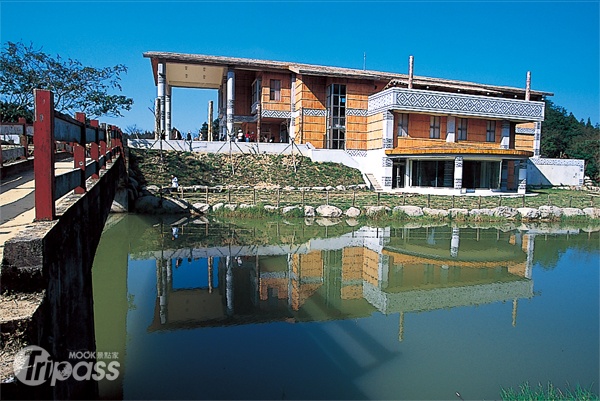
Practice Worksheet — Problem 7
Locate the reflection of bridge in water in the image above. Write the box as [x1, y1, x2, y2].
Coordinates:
[130, 226, 538, 340]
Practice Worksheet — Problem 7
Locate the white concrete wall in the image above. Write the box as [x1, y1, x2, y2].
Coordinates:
[127, 139, 313, 156]
[308, 148, 361, 169]
[527, 157, 584, 187]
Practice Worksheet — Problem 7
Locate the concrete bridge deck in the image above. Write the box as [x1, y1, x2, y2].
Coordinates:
[0, 159, 81, 261]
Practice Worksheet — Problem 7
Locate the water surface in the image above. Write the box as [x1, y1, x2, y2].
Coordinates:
[92, 215, 599, 400]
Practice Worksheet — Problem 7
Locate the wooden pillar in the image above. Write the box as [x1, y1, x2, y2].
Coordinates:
[34, 89, 56, 221]
[208, 100, 213, 141]
[74, 113, 87, 194]
[89, 120, 100, 179]
[99, 123, 108, 169]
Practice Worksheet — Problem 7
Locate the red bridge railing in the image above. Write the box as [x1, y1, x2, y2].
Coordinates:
[34, 89, 124, 221]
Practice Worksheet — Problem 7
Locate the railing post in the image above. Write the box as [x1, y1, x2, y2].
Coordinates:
[34, 89, 56, 221]
[74, 112, 87, 194]
[90, 120, 100, 179]
[18, 118, 28, 160]
[106, 125, 113, 162]
[99, 123, 107, 169]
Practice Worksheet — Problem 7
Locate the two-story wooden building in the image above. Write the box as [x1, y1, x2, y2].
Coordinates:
[144, 51, 552, 193]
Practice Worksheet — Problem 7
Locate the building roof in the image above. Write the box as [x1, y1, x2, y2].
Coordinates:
[143, 51, 554, 99]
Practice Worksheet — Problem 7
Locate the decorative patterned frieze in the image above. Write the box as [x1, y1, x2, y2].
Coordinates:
[529, 158, 584, 167]
[346, 149, 367, 157]
[368, 88, 545, 121]
[384, 111, 394, 120]
[346, 108, 368, 117]
[382, 157, 392, 167]
[261, 109, 291, 119]
[515, 127, 535, 134]
[303, 108, 327, 117]
[383, 176, 392, 186]
[234, 115, 257, 123]
[382, 138, 393, 149]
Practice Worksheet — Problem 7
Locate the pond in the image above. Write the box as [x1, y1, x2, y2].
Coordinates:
[92, 214, 599, 400]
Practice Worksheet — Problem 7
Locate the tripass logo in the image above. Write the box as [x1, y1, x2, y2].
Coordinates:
[13, 345, 120, 386]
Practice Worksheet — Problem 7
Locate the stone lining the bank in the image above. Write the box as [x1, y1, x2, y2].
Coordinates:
[193, 202, 600, 221]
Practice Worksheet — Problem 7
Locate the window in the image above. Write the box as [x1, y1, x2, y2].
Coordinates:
[252, 79, 261, 104]
[457, 118, 467, 140]
[430, 116, 441, 139]
[397, 113, 409, 137]
[326, 84, 347, 149]
[269, 80, 281, 101]
[486, 120, 496, 142]
[411, 160, 454, 188]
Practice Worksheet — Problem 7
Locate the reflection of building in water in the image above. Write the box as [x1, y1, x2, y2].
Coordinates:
[145, 226, 536, 338]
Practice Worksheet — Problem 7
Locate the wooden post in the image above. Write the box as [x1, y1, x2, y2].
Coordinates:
[522, 194, 525, 208]
[377, 192, 381, 206]
[326, 190, 329, 205]
[99, 124, 107, 169]
[569, 196, 572, 208]
[452, 195, 455, 208]
[228, 188, 231, 204]
[498, 196, 502, 207]
[547, 194, 551, 206]
[403, 192, 406, 206]
[591, 196, 594, 208]
[89, 120, 100, 179]
[427, 194, 430, 208]
[302, 189, 305, 207]
[34, 89, 56, 221]
[74, 112, 87, 194]
[478, 195, 481, 209]
[277, 188, 280, 208]
[253, 188, 256, 205]
[352, 190, 356, 207]
[205, 186, 209, 204]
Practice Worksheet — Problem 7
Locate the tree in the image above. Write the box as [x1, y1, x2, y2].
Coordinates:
[541, 99, 600, 183]
[212, 118, 220, 140]
[200, 122, 209, 139]
[0, 41, 133, 122]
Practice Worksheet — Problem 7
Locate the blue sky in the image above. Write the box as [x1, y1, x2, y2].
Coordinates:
[2, 1, 599, 133]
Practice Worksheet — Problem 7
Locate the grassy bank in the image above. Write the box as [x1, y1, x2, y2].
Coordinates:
[130, 148, 599, 212]
[129, 148, 364, 188]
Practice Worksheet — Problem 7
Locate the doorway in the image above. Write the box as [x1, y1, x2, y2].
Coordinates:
[392, 160, 406, 189]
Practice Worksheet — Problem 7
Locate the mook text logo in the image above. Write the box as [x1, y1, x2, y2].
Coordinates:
[13, 346, 120, 386]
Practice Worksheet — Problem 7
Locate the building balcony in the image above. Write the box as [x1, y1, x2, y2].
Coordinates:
[369, 88, 545, 122]
[386, 137, 533, 158]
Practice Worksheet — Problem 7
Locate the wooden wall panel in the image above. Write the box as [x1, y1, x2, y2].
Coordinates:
[408, 114, 430, 139]
[468, 119, 487, 142]
[261, 72, 292, 112]
[515, 134, 534, 151]
[234, 70, 255, 115]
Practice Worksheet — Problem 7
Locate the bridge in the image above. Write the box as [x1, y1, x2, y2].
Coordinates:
[0, 89, 128, 399]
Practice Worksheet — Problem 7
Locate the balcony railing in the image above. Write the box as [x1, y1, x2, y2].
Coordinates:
[368, 88, 545, 122]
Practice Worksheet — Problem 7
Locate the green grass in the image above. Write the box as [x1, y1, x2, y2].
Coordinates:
[129, 148, 364, 188]
[130, 148, 599, 215]
[501, 382, 599, 401]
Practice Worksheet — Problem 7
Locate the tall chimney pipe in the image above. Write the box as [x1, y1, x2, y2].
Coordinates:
[525, 71, 531, 101]
[408, 55, 414, 89]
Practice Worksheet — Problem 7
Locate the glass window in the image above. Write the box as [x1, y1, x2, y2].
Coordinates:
[270, 80, 281, 101]
[326, 84, 347, 149]
[411, 160, 454, 188]
[457, 118, 467, 140]
[397, 113, 409, 137]
[252, 79, 261, 104]
[430, 116, 441, 139]
[486, 120, 496, 142]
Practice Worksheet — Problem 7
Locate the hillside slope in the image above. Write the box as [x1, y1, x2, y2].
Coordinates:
[129, 149, 364, 188]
